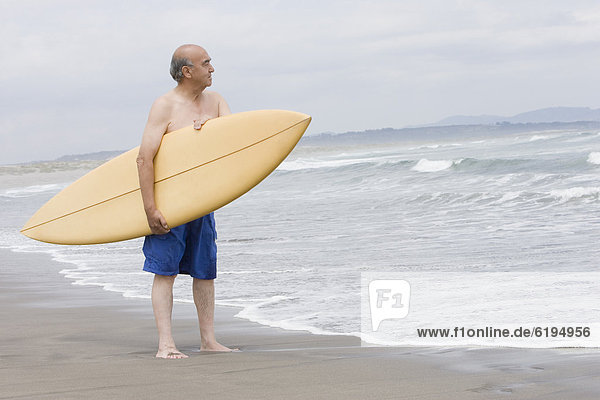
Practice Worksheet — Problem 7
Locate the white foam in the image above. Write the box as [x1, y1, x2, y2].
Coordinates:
[550, 186, 600, 202]
[219, 268, 313, 275]
[408, 143, 464, 151]
[529, 135, 549, 142]
[277, 157, 378, 171]
[411, 158, 462, 172]
[587, 152, 600, 165]
[0, 183, 64, 198]
[226, 296, 357, 337]
[489, 191, 522, 205]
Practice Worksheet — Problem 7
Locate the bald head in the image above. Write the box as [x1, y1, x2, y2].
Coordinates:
[169, 44, 208, 83]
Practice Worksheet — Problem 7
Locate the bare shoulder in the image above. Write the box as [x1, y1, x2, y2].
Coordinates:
[150, 91, 176, 115]
[145, 92, 178, 133]
[205, 90, 231, 116]
[204, 90, 226, 103]
[141, 91, 177, 141]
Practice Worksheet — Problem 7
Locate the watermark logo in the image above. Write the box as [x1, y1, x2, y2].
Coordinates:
[361, 272, 600, 347]
[368, 279, 411, 331]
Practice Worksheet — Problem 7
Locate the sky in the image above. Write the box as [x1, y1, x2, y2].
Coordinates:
[1, 0, 599, 164]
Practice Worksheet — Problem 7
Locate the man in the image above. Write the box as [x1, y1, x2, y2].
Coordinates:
[136, 44, 234, 359]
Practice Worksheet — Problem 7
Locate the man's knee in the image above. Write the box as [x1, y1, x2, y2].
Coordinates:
[154, 274, 177, 284]
[193, 277, 213, 283]
[193, 277, 214, 289]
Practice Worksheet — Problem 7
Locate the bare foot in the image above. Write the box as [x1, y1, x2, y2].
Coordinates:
[156, 348, 189, 359]
[201, 341, 240, 352]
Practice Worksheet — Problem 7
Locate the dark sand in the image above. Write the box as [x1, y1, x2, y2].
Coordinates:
[1, 248, 598, 399]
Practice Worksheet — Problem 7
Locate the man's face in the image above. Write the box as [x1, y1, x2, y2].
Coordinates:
[190, 49, 214, 87]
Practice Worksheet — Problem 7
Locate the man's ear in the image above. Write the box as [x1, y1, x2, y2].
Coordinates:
[182, 65, 192, 79]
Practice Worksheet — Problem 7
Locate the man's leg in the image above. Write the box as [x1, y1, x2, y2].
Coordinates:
[152, 274, 188, 359]
[193, 278, 237, 351]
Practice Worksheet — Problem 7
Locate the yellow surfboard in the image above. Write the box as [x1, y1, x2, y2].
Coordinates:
[21, 110, 311, 244]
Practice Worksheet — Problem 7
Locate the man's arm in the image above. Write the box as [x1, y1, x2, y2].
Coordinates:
[216, 92, 231, 117]
[136, 98, 171, 235]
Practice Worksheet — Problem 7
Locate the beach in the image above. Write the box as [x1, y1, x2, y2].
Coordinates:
[1, 248, 598, 399]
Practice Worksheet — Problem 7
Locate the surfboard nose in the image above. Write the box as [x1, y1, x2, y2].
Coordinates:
[287, 110, 311, 123]
[290, 112, 311, 132]
[276, 109, 311, 136]
[263, 109, 311, 129]
[292, 112, 311, 127]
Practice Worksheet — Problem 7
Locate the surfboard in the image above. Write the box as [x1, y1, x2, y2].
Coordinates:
[21, 110, 311, 245]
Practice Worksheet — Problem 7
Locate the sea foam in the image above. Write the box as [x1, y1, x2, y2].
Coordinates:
[0, 183, 64, 198]
[411, 159, 462, 172]
[550, 186, 600, 202]
[529, 135, 549, 142]
[587, 152, 600, 165]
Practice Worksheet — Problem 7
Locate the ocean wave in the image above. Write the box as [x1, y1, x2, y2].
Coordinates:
[277, 155, 572, 176]
[529, 135, 549, 142]
[408, 143, 463, 150]
[0, 160, 103, 175]
[409, 186, 599, 207]
[488, 191, 522, 205]
[277, 156, 381, 171]
[0, 183, 65, 198]
[220, 268, 313, 275]
[411, 158, 463, 172]
[453, 157, 544, 173]
[221, 237, 277, 243]
[220, 296, 354, 337]
[411, 157, 568, 175]
[549, 187, 600, 202]
[587, 152, 600, 165]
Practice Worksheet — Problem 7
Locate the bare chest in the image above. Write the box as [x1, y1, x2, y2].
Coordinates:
[166, 99, 219, 133]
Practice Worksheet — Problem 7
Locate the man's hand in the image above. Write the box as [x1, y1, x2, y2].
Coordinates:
[193, 115, 212, 130]
[146, 208, 170, 235]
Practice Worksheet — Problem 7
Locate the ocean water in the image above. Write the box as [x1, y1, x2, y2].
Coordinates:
[1, 128, 599, 347]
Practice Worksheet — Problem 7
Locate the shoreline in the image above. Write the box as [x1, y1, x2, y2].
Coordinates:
[1, 248, 599, 399]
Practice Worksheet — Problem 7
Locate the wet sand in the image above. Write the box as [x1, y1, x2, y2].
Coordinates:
[0, 248, 598, 399]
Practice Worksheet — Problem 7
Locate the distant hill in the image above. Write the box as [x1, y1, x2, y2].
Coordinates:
[434, 107, 600, 126]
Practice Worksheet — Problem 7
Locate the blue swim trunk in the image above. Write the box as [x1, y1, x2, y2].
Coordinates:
[142, 213, 217, 280]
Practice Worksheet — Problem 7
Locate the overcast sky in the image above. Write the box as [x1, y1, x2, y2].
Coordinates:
[1, 0, 599, 164]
